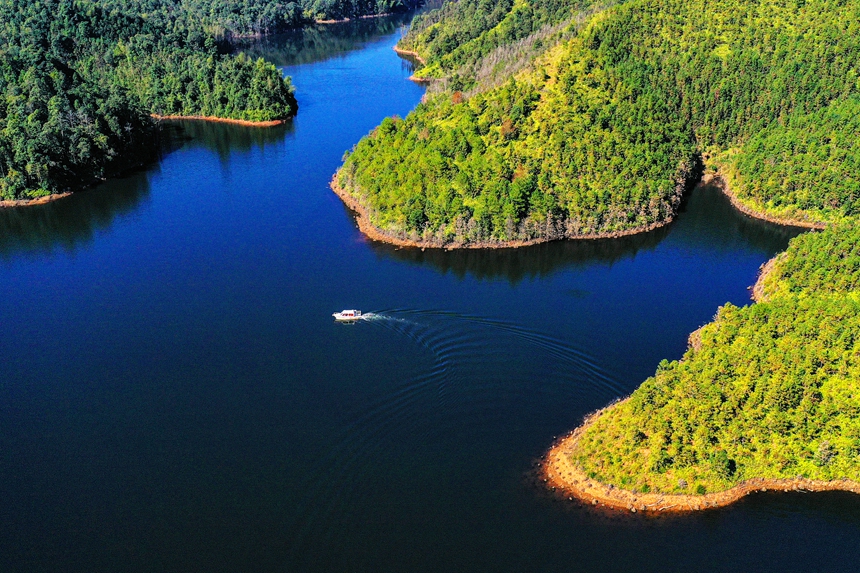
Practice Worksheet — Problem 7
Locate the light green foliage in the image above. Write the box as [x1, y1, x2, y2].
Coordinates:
[575, 226, 860, 493]
[729, 99, 860, 223]
[342, 0, 860, 491]
[401, 0, 582, 83]
[342, 0, 860, 244]
[758, 227, 860, 301]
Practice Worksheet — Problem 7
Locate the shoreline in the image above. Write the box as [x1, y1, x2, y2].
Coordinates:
[330, 176, 678, 249]
[751, 252, 785, 302]
[332, 168, 820, 251]
[152, 114, 287, 127]
[392, 46, 438, 84]
[539, 172, 840, 513]
[2, 115, 284, 209]
[702, 172, 826, 230]
[393, 46, 426, 65]
[542, 403, 860, 513]
[0, 193, 74, 208]
[316, 12, 394, 24]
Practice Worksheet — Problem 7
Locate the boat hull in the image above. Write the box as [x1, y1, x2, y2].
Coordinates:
[333, 310, 362, 322]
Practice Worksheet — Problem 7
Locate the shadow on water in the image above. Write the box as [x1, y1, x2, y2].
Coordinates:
[159, 119, 295, 162]
[0, 119, 296, 260]
[239, 12, 419, 68]
[368, 180, 808, 284]
[671, 179, 807, 249]
[0, 12, 428, 261]
[0, 171, 152, 260]
[371, 227, 671, 284]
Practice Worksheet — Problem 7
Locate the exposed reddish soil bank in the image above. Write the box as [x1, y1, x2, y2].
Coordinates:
[0, 193, 73, 208]
[316, 12, 393, 23]
[539, 174, 839, 513]
[152, 114, 287, 127]
[331, 178, 675, 249]
[393, 46, 426, 65]
[392, 47, 437, 83]
[703, 172, 826, 230]
[542, 404, 860, 513]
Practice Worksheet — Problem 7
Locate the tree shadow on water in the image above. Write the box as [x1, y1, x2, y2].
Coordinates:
[159, 119, 296, 164]
[365, 180, 808, 285]
[369, 226, 672, 285]
[0, 170, 153, 260]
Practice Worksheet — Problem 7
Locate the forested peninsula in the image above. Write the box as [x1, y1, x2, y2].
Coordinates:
[336, 0, 859, 245]
[336, 0, 860, 507]
[547, 225, 860, 510]
[0, 0, 423, 202]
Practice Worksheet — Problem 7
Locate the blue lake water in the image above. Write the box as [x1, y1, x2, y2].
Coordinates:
[1, 16, 859, 573]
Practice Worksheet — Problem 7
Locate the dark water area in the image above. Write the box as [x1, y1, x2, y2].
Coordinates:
[239, 12, 420, 67]
[1, 17, 858, 573]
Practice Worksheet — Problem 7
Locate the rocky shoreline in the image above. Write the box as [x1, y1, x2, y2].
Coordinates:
[330, 176, 679, 249]
[542, 403, 860, 513]
[152, 114, 287, 127]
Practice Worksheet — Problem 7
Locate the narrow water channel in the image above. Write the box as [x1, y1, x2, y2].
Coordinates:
[1, 15, 858, 573]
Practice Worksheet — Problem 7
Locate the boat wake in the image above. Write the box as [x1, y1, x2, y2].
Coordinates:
[289, 308, 626, 564]
[356, 312, 402, 322]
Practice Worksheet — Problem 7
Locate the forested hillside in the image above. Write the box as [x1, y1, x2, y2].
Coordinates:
[0, 0, 424, 201]
[571, 226, 860, 494]
[0, 0, 306, 200]
[399, 0, 587, 86]
[336, 0, 860, 245]
[339, 0, 860, 497]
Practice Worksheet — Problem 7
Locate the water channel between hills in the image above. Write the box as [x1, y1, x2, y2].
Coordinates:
[1, 14, 859, 573]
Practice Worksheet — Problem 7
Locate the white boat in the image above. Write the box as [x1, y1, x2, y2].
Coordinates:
[333, 309, 362, 322]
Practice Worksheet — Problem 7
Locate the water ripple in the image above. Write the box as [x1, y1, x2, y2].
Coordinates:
[287, 309, 623, 565]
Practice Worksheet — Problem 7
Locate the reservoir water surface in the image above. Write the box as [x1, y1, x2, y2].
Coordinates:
[1, 15, 859, 573]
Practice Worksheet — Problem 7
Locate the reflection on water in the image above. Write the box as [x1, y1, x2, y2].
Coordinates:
[239, 12, 419, 68]
[370, 181, 807, 283]
[2, 18, 855, 573]
[0, 120, 296, 259]
[159, 120, 295, 162]
[0, 12, 428, 261]
[0, 172, 152, 259]
[373, 227, 671, 283]
[672, 180, 806, 248]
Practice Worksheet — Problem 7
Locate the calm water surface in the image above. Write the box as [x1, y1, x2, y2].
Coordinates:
[2, 17, 859, 573]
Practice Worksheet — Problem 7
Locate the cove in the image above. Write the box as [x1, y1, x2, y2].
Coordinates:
[1, 16, 859, 573]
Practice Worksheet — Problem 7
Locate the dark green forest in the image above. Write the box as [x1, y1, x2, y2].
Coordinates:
[338, 0, 860, 244]
[0, 0, 422, 200]
[0, 0, 306, 200]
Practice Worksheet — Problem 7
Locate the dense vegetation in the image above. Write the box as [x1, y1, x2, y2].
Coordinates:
[337, 0, 860, 495]
[757, 227, 860, 302]
[337, 0, 860, 244]
[0, 0, 423, 201]
[573, 226, 860, 493]
[400, 0, 582, 84]
[0, 0, 308, 200]
[725, 98, 860, 224]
